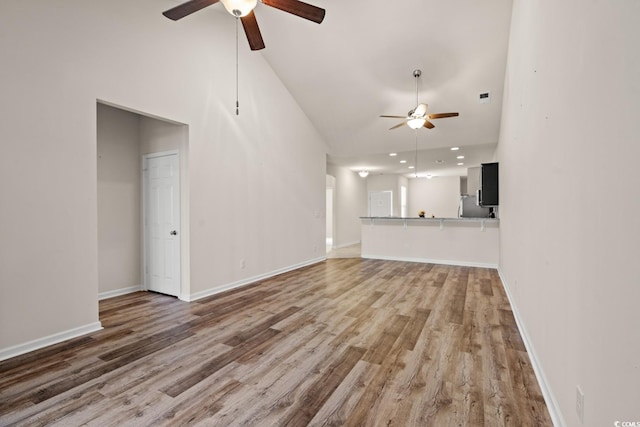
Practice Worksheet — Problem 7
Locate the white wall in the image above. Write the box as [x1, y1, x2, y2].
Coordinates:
[498, 1, 640, 425]
[0, 0, 327, 355]
[326, 165, 367, 248]
[408, 176, 461, 218]
[97, 104, 142, 296]
[139, 115, 185, 155]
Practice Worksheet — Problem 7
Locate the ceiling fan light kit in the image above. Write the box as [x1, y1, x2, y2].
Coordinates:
[220, 0, 257, 17]
[407, 118, 426, 129]
[358, 170, 369, 178]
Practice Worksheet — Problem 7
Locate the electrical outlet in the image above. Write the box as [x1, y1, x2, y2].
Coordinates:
[576, 386, 584, 424]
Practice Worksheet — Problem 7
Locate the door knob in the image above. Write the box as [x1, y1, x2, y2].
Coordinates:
[170, 230, 178, 236]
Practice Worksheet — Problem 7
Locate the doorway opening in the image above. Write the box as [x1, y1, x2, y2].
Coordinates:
[326, 174, 336, 253]
[96, 101, 189, 300]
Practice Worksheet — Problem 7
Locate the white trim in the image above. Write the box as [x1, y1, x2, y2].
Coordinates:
[497, 269, 566, 427]
[98, 284, 143, 300]
[361, 253, 498, 269]
[96, 100, 187, 126]
[0, 322, 103, 362]
[143, 149, 180, 159]
[183, 256, 326, 302]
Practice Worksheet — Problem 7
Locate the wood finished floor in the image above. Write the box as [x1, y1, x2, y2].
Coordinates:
[0, 259, 552, 426]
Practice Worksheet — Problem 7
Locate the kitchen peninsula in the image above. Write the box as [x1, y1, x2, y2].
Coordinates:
[360, 217, 499, 268]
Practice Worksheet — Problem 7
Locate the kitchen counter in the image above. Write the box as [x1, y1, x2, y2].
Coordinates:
[361, 216, 498, 224]
[360, 217, 499, 268]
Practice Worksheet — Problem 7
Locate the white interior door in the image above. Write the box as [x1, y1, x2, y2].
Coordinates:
[369, 191, 393, 217]
[144, 152, 180, 297]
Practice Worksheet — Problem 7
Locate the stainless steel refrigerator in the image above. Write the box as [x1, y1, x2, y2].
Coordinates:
[459, 195, 492, 218]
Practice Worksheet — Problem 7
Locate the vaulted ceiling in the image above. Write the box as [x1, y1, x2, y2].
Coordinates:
[172, 0, 514, 177]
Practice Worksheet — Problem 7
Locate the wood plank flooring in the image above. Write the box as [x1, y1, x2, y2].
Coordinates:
[0, 259, 552, 426]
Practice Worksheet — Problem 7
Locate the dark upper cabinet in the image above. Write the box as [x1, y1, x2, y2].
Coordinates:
[479, 162, 499, 206]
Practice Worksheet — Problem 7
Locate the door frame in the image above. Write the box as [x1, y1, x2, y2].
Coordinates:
[142, 149, 181, 296]
[368, 190, 393, 217]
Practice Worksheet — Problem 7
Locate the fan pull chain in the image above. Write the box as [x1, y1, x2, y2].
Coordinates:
[235, 17, 239, 115]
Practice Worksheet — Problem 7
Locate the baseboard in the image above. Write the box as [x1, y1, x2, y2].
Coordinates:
[361, 253, 498, 269]
[0, 321, 103, 362]
[497, 269, 566, 427]
[98, 284, 143, 300]
[184, 256, 327, 302]
[335, 240, 360, 249]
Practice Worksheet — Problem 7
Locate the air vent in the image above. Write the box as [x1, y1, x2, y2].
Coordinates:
[479, 91, 491, 104]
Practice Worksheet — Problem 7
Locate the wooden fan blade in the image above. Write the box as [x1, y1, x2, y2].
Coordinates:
[241, 11, 265, 50]
[428, 112, 459, 119]
[261, 0, 325, 23]
[163, 0, 219, 20]
[389, 122, 407, 130]
[380, 115, 407, 119]
[423, 120, 435, 129]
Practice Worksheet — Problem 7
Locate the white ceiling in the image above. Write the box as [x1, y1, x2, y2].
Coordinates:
[182, 0, 514, 178]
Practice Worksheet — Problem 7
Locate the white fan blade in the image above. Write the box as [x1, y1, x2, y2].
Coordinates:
[413, 103, 428, 117]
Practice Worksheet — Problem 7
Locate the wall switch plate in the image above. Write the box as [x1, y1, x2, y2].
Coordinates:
[576, 385, 584, 424]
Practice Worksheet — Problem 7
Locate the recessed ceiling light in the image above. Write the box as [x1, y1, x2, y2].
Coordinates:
[408, 166, 415, 169]
[389, 153, 397, 157]
[450, 147, 460, 151]
[457, 162, 464, 166]
[435, 159, 444, 164]
[400, 160, 407, 164]
[457, 155, 465, 159]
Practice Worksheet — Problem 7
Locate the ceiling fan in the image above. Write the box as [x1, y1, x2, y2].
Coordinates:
[162, 0, 326, 51]
[381, 69, 459, 130]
